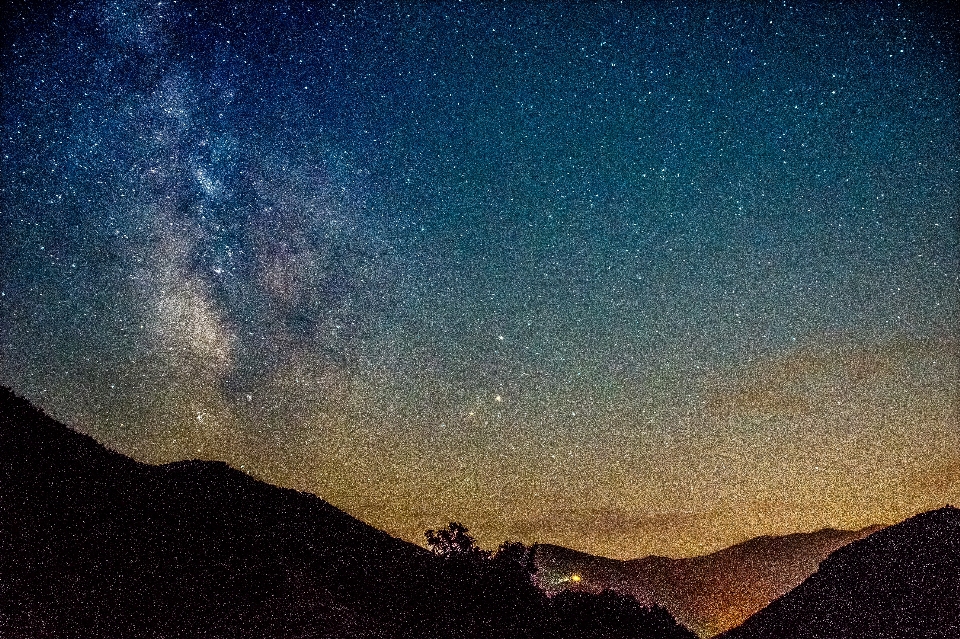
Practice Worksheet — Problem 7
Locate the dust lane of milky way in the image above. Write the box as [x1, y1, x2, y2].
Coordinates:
[1, 1, 957, 559]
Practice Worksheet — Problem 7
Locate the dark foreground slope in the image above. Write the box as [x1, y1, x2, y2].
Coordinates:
[718, 506, 960, 639]
[0, 387, 440, 638]
[0, 387, 695, 639]
[535, 524, 879, 637]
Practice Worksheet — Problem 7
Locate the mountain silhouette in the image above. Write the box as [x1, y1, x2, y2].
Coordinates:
[534, 524, 880, 637]
[0, 387, 695, 639]
[0, 386, 444, 637]
[717, 506, 960, 639]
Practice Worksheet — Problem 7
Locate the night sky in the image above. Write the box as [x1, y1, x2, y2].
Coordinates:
[2, 0, 957, 559]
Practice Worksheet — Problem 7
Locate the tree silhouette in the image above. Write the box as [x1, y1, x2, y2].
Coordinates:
[425, 521, 491, 559]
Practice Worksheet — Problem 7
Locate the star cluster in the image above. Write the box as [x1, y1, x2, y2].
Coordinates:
[2, 1, 957, 558]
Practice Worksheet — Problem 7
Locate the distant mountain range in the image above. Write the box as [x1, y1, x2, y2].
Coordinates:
[533, 523, 881, 636]
[0, 386, 694, 639]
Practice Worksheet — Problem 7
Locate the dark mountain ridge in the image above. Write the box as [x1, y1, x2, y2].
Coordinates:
[0, 387, 694, 639]
[0, 386, 438, 637]
[718, 505, 960, 639]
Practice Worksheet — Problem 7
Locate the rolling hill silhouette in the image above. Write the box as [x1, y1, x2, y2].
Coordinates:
[717, 505, 960, 639]
[0, 387, 694, 639]
[534, 523, 880, 637]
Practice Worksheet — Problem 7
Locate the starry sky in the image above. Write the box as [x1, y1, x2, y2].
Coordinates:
[2, 0, 958, 559]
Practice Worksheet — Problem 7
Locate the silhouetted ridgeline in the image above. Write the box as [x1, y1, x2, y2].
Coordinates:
[534, 524, 881, 637]
[0, 387, 695, 639]
[717, 505, 960, 639]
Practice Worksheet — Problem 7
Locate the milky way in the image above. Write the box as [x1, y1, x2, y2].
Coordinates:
[2, 1, 957, 558]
